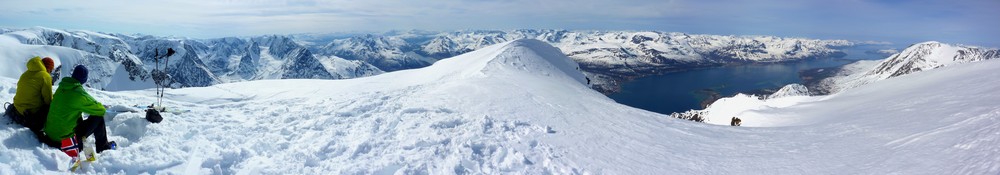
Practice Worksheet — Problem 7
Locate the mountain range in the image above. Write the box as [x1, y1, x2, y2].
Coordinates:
[1, 27, 855, 92]
[808, 41, 1000, 94]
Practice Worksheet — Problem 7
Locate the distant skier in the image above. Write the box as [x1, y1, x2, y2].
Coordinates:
[731, 117, 742, 126]
[43, 65, 116, 162]
[7, 56, 55, 139]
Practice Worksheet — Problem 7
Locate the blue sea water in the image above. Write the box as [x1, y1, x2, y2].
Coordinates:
[607, 45, 895, 115]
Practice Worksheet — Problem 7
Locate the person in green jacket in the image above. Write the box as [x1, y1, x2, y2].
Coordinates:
[44, 65, 116, 156]
[10, 56, 54, 136]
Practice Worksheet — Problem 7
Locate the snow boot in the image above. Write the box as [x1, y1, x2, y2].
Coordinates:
[84, 146, 97, 162]
[97, 141, 116, 153]
[69, 157, 81, 172]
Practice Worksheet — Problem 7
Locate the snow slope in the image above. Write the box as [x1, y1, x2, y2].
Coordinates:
[1, 39, 998, 174]
[816, 41, 999, 93]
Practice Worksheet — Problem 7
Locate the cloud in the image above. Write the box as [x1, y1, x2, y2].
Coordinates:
[0, 0, 997, 46]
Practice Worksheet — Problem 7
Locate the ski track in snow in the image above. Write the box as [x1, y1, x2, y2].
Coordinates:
[0, 39, 998, 174]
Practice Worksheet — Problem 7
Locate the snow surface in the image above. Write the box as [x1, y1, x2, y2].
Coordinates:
[1, 39, 998, 174]
[766, 84, 810, 99]
[816, 41, 998, 94]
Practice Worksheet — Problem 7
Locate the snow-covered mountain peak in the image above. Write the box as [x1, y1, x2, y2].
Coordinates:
[397, 39, 586, 87]
[866, 41, 998, 79]
[480, 39, 587, 85]
[767, 83, 810, 99]
[325, 34, 406, 51]
[319, 34, 430, 72]
[809, 41, 999, 94]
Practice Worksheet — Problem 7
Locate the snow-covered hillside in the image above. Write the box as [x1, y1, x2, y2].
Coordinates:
[678, 41, 999, 124]
[814, 41, 999, 93]
[2, 39, 998, 174]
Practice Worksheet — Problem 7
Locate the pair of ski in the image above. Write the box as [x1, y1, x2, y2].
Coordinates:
[104, 104, 188, 115]
[135, 104, 188, 115]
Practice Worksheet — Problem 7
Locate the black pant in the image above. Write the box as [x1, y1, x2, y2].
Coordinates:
[6, 104, 53, 147]
[5, 104, 48, 132]
[75, 116, 111, 152]
[24, 105, 50, 135]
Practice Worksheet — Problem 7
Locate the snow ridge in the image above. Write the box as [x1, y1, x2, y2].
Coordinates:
[766, 83, 810, 99]
[481, 39, 587, 85]
[816, 41, 999, 93]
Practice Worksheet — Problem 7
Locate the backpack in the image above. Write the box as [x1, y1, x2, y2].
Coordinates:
[4, 102, 27, 125]
[145, 104, 163, 123]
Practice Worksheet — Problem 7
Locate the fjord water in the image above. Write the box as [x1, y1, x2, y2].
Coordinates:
[607, 59, 850, 114]
[608, 45, 894, 115]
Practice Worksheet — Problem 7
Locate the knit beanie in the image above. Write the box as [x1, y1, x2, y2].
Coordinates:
[41, 57, 55, 73]
[72, 65, 88, 84]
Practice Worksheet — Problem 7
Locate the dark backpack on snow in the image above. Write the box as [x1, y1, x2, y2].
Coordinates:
[4, 102, 26, 125]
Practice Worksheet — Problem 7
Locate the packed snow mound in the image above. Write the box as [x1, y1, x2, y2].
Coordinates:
[767, 83, 810, 99]
[480, 39, 588, 85]
[2, 40, 999, 174]
[692, 93, 814, 125]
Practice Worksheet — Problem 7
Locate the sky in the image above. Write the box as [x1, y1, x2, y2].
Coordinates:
[1, 0, 998, 47]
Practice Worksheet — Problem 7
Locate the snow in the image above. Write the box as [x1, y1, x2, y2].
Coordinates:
[817, 41, 998, 94]
[104, 64, 156, 91]
[314, 55, 384, 79]
[814, 59, 882, 93]
[253, 46, 284, 79]
[766, 83, 810, 99]
[1, 39, 999, 174]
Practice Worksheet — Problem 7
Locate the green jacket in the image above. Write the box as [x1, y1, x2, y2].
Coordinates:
[13, 57, 53, 115]
[43, 77, 105, 142]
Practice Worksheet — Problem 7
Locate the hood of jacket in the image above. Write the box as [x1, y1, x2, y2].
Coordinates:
[26, 56, 45, 72]
[57, 77, 83, 90]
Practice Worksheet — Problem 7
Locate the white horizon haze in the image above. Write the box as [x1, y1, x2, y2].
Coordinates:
[1, 0, 998, 47]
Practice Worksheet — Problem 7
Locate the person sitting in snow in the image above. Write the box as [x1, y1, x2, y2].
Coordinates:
[43, 65, 116, 159]
[7, 56, 55, 138]
[731, 117, 742, 126]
